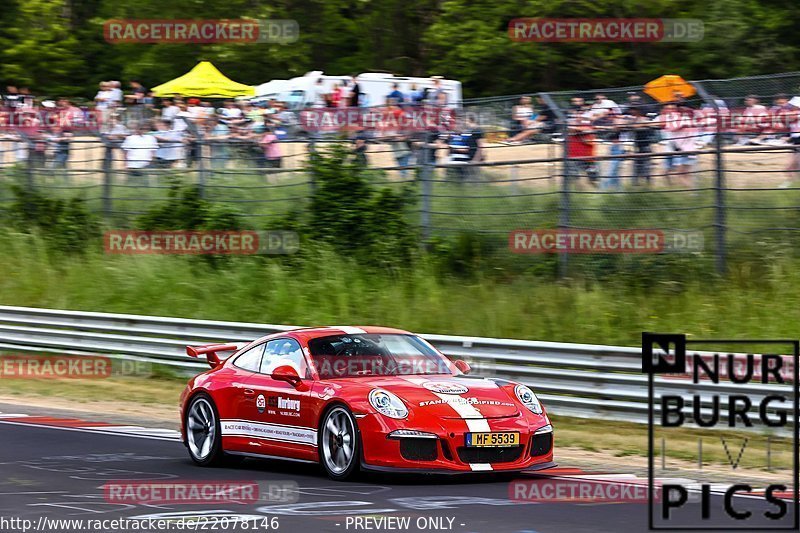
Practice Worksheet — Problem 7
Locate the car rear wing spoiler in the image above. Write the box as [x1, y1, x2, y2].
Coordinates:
[186, 343, 240, 368]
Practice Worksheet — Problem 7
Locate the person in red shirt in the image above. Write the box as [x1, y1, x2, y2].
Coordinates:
[565, 98, 598, 188]
[330, 83, 343, 108]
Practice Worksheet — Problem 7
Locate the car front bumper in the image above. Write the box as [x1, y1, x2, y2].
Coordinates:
[357, 413, 554, 473]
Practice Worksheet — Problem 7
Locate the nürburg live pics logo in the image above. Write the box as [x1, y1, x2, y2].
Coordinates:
[643, 332, 799, 530]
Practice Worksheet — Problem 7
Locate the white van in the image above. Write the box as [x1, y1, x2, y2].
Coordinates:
[255, 71, 462, 109]
[254, 79, 290, 99]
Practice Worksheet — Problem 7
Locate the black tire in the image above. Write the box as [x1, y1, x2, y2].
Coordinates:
[185, 393, 225, 466]
[318, 405, 361, 480]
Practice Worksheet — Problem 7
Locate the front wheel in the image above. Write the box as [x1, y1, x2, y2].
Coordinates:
[185, 394, 224, 466]
[319, 405, 361, 480]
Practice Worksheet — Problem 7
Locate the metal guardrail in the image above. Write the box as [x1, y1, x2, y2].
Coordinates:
[0, 305, 791, 426]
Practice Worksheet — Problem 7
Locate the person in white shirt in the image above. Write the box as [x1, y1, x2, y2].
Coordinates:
[220, 100, 244, 125]
[109, 81, 124, 108]
[312, 78, 327, 108]
[172, 101, 193, 132]
[591, 94, 620, 116]
[94, 82, 112, 109]
[739, 95, 769, 145]
[121, 123, 158, 175]
[153, 119, 184, 168]
[781, 98, 800, 188]
[187, 98, 205, 122]
[161, 99, 180, 123]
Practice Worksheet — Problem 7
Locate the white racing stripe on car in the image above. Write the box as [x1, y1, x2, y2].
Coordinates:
[329, 326, 367, 334]
[404, 377, 494, 471]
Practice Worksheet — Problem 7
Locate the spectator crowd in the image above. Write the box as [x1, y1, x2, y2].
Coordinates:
[1, 78, 799, 187]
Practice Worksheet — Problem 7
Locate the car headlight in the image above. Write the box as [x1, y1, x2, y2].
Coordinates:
[515, 384, 543, 414]
[368, 389, 408, 419]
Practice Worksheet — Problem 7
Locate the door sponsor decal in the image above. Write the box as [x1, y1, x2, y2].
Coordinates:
[221, 419, 317, 446]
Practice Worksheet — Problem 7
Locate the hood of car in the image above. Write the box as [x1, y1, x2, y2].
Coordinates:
[365, 375, 521, 419]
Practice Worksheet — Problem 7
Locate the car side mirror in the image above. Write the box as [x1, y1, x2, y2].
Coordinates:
[271, 365, 302, 386]
[454, 360, 471, 374]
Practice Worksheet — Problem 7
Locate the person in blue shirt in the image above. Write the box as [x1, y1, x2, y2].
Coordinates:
[387, 83, 404, 105]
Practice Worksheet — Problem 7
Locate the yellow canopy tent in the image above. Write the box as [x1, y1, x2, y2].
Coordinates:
[151, 61, 255, 98]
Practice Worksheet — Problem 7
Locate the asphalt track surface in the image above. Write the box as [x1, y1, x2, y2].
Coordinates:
[0, 418, 793, 533]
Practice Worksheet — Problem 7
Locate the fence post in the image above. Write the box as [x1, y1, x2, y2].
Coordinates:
[420, 150, 433, 244]
[195, 127, 207, 199]
[558, 120, 570, 278]
[694, 82, 726, 274]
[713, 104, 726, 274]
[13, 129, 35, 192]
[101, 139, 113, 219]
[538, 92, 569, 278]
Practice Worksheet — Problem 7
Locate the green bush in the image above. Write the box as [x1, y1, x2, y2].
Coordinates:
[5, 185, 99, 254]
[305, 144, 418, 268]
[137, 181, 245, 231]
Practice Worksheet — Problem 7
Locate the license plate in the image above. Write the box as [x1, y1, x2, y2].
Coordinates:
[465, 432, 520, 447]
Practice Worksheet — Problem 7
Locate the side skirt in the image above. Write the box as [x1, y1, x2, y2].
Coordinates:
[226, 450, 319, 464]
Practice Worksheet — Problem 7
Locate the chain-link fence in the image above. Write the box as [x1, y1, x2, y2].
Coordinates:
[1, 71, 800, 278]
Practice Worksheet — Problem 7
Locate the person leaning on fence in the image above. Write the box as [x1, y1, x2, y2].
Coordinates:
[781, 101, 800, 188]
[565, 102, 599, 189]
[220, 100, 244, 126]
[737, 95, 768, 145]
[125, 80, 148, 121]
[48, 125, 72, 176]
[509, 96, 533, 137]
[628, 106, 656, 186]
[657, 102, 698, 188]
[160, 99, 179, 123]
[205, 116, 230, 170]
[152, 119, 184, 168]
[56, 98, 84, 130]
[595, 106, 625, 190]
[353, 128, 369, 166]
[259, 126, 282, 170]
[389, 130, 413, 178]
[462, 115, 486, 181]
[120, 122, 158, 180]
[28, 127, 48, 169]
[444, 119, 475, 182]
[758, 94, 794, 146]
[503, 96, 545, 145]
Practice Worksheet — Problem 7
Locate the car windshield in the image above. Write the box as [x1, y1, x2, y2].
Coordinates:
[308, 333, 453, 378]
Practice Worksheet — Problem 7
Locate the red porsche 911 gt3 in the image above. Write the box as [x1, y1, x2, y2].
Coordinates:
[180, 326, 555, 480]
